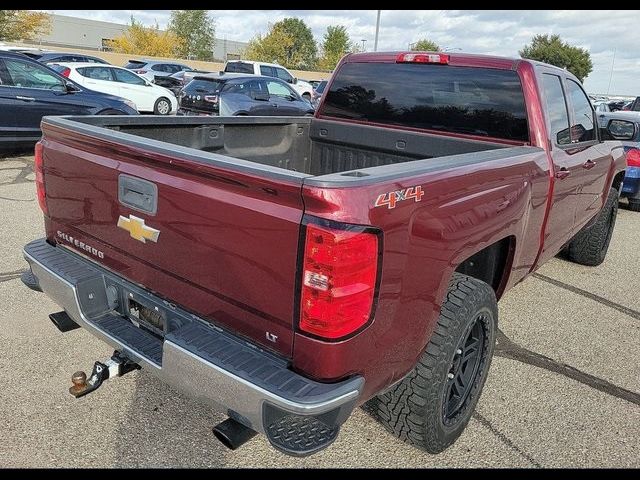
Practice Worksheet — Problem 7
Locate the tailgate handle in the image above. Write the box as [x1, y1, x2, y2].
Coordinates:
[118, 174, 158, 215]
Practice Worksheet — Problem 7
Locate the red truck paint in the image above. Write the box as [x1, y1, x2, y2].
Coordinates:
[35, 52, 626, 406]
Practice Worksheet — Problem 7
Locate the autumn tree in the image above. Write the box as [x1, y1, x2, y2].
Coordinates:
[107, 16, 183, 58]
[520, 34, 593, 82]
[319, 25, 352, 71]
[245, 18, 317, 70]
[411, 39, 440, 51]
[0, 10, 50, 42]
[167, 10, 215, 61]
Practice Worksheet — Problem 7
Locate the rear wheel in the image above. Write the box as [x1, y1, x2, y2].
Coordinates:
[366, 273, 497, 453]
[154, 97, 171, 115]
[566, 187, 618, 266]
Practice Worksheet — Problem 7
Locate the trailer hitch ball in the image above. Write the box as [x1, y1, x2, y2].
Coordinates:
[70, 371, 88, 395]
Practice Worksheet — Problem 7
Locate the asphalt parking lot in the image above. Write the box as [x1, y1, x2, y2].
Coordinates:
[0, 153, 638, 468]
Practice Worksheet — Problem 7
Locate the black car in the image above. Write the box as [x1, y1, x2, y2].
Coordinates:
[177, 73, 315, 117]
[153, 69, 211, 96]
[27, 51, 109, 65]
[0, 51, 138, 148]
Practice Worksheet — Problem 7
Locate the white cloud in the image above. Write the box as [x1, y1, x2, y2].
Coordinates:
[42, 9, 640, 95]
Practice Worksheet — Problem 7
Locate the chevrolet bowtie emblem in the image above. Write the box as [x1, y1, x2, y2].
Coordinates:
[117, 215, 160, 243]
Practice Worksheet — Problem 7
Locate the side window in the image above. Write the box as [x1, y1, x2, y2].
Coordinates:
[266, 80, 295, 98]
[542, 74, 571, 145]
[275, 67, 293, 83]
[3, 58, 65, 91]
[151, 64, 165, 72]
[112, 68, 146, 85]
[260, 65, 276, 77]
[566, 79, 595, 143]
[79, 67, 114, 81]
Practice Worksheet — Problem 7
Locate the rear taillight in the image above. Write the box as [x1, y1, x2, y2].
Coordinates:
[396, 52, 450, 64]
[204, 95, 218, 104]
[34, 141, 48, 215]
[299, 220, 381, 340]
[60, 67, 71, 77]
[625, 147, 640, 167]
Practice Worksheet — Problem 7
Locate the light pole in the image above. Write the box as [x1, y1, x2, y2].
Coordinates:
[361, 39, 367, 52]
[374, 10, 381, 52]
[607, 48, 616, 95]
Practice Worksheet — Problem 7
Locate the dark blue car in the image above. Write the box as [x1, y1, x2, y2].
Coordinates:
[597, 110, 640, 211]
[0, 51, 138, 149]
[177, 73, 314, 117]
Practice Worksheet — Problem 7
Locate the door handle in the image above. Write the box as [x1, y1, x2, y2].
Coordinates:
[583, 159, 597, 170]
[555, 168, 571, 180]
[16, 96, 35, 102]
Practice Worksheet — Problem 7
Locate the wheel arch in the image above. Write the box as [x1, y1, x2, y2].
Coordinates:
[453, 235, 516, 300]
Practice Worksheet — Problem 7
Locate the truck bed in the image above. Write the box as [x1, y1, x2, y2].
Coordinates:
[52, 115, 512, 177]
[39, 114, 543, 360]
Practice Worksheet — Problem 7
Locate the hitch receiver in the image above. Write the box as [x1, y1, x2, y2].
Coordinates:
[69, 351, 140, 398]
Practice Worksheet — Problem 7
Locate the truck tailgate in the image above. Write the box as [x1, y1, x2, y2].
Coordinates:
[40, 122, 307, 356]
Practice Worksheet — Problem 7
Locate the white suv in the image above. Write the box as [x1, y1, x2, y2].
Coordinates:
[223, 60, 314, 100]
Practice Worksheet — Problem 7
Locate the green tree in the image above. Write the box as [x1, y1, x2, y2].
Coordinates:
[0, 10, 50, 42]
[245, 18, 317, 70]
[107, 16, 183, 58]
[410, 39, 440, 51]
[167, 10, 215, 61]
[520, 34, 593, 82]
[319, 25, 352, 71]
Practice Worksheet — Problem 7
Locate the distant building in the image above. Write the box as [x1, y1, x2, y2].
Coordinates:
[25, 13, 247, 62]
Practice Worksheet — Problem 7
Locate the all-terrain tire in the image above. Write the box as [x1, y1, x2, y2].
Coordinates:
[566, 187, 618, 266]
[365, 273, 497, 454]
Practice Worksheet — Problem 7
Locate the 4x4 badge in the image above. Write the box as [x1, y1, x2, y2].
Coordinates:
[117, 215, 160, 243]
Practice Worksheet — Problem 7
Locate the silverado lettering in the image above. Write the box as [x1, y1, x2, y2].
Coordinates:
[23, 51, 627, 458]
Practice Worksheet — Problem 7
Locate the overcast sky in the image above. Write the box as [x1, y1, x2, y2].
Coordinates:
[43, 10, 640, 96]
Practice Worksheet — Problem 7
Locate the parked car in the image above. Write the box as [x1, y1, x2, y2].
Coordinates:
[0, 51, 137, 148]
[598, 110, 640, 211]
[123, 59, 193, 82]
[608, 100, 628, 112]
[153, 69, 212, 96]
[30, 51, 109, 65]
[22, 51, 628, 457]
[311, 79, 328, 108]
[177, 73, 314, 117]
[626, 96, 640, 112]
[50, 63, 177, 115]
[223, 60, 314, 100]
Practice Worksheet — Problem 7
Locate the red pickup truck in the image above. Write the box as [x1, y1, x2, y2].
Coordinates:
[22, 52, 630, 457]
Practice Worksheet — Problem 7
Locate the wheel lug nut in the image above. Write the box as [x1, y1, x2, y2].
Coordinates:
[456, 349, 462, 355]
[447, 373, 454, 379]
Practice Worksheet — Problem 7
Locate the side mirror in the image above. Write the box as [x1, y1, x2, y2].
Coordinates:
[292, 77, 298, 85]
[251, 92, 270, 102]
[64, 81, 80, 93]
[607, 119, 636, 140]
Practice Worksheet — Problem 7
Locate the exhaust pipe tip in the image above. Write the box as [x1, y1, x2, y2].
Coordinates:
[212, 418, 258, 451]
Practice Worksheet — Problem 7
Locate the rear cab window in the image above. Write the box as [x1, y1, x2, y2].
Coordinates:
[225, 62, 255, 74]
[320, 62, 529, 143]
